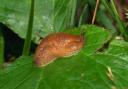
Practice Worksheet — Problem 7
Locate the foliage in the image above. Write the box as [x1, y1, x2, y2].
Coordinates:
[0, 0, 128, 89]
[0, 0, 77, 43]
[0, 25, 128, 89]
[0, 24, 4, 64]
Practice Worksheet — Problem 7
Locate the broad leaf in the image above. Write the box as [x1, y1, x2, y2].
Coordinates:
[64, 25, 111, 55]
[92, 40, 128, 88]
[1, 25, 128, 89]
[0, 56, 42, 89]
[80, 25, 111, 55]
[0, 0, 76, 43]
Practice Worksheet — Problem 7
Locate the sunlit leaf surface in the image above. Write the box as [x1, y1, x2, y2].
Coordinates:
[0, 0, 76, 43]
[0, 25, 128, 89]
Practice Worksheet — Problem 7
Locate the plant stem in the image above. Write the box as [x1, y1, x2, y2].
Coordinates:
[110, 0, 128, 41]
[22, 0, 35, 56]
[0, 25, 4, 64]
[78, 4, 88, 26]
[92, 0, 100, 24]
[70, 0, 77, 26]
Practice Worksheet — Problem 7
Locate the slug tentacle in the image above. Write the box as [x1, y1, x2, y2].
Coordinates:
[34, 32, 84, 67]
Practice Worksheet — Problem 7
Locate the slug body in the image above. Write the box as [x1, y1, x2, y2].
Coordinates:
[35, 32, 84, 67]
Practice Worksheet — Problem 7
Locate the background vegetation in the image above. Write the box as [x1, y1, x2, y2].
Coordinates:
[0, 0, 128, 89]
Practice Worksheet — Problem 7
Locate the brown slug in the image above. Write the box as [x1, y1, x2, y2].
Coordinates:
[34, 32, 84, 67]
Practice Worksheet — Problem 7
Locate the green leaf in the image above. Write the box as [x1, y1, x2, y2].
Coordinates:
[92, 39, 128, 88]
[0, 56, 42, 89]
[1, 25, 128, 89]
[80, 25, 111, 55]
[40, 54, 112, 89]
[64, 25, 111, 55]
[0, 0, 76, 43]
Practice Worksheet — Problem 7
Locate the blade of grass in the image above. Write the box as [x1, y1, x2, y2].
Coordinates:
[0, 26, 4, 64]
[22, 0, 35, 55]
[101, 0, 114, 17]
[65, 0, 77, 27]
[102, 0, 128, 41]
[96, 10, 116, 33]
[78, 4, 88, 26]
[70, 0, 77, 26]
[110, 0, 128, 41]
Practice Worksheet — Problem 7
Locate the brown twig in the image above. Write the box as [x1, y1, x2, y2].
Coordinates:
[91, 0, 100, 24]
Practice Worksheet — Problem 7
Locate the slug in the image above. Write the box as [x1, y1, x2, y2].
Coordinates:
[34, 32, 84, 67]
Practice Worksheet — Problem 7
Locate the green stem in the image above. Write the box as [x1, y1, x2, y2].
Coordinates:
[22, 0, 35, 56]
[0, 25, 4, 64]
[101, 0, 114, 18]
[110, 0, 128, 41]
[102, 0, 128, 41]
[78, 4, 88, 26]
[70, 0, 77, 26]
